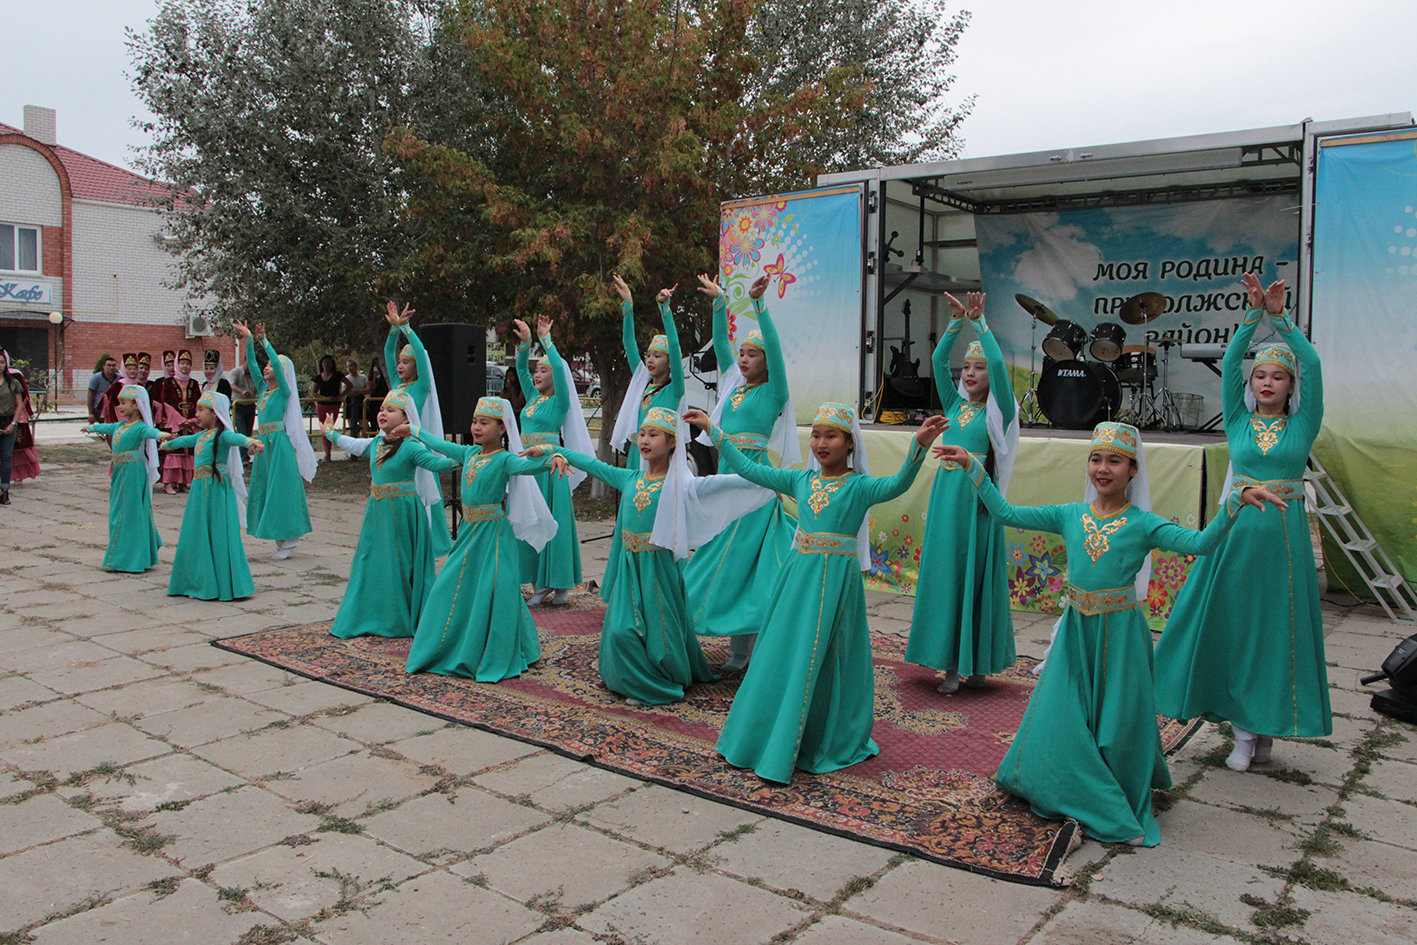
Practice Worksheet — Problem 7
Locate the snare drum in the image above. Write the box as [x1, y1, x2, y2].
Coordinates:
[1115, 345, 1157, 384]
[1089, 322, 1126, 362]
[1037, 360, 1122, 429]
[1041, 320, 1088, 361]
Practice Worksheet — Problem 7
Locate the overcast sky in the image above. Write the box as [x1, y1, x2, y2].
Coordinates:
[5, 1, 1415, 173]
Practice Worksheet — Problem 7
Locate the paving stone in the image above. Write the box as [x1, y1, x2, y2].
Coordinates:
[1031, 900, 1246, 944]
[1155, 800, 1301, 866]
[309, 700, 448, 745]
[0, 673, 59, 711]
[0, 626, 73, 655]
[26, 655, 168, 695]
[73, 676, 219, 721]
[189, 659, 305, 694]
[706, 818, 896, 902]
[260, 749, 441, 817]
[208, 832, 428, 923]
[471, 751, 642, 812]
[453, 822, 671, 910]
[1090, 846, 1284, 930]
[580, 783, 761, 854]
[29, 878, 265, 945]
[82, 752, 246, 813]
[388, 725, 541, 776]
[360, 786, 551, 862]
[791, 915, 927, 945]
[53, 611, 165, 639]
[131, 695, 287, 748]
[136, 641, 250, 673]
[194, 721, 362, 778]
[310, 869, 544, 944]
[1254, 738, 1355, 787]
[1187, 765, 1341, 827]
[0, 722, 171, 779]
[581, 868, 809, 944]
[9, 598, 103, 622]
[0, 639, 120, 673]
[514, 930, 599, 945]
[0, 698, 109, 748]
[1360, 756, 1417, 804]
[144, 785, 323, 867]
[149, 599, 249, 624]
[1288, 885, 1417, 945]
[841, 857, 1063, 944]
[1315, 836, 1417, 901]
[1342, 792, 1417, 851]
[0, 828, 182, 930]
[1375, 726, 1417, 764]
[241, 680, 374, 716]
[0, 792, 104, 854]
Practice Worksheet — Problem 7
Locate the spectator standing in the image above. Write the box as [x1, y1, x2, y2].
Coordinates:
[0, 348, 41, 504]
[343, 357, 368, 437]
[310, 355, 348, 461]
[88, 355, 120, 422]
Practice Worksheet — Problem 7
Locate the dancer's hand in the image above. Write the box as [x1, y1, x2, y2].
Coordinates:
[252, 323, 266, 344]
[512, 319, 530, 343]
[611, 275, 631, 302]
[696, 274, 720, 298]
[386, 300, 414, 327]
[536, 315, 553, 340]
[656, 284, 677, 304]
[682, 408, 711, 432]
[549, 454, 571, 478]
[965, 292, 985, 321]
[944, 293, 966, 318]
[914, 414, 949, 448]
[933, 443, 970, 466]
[1240, 485, 1288, 512]
[386, 422, 411, 440]
[232, 320, 251, 339]
[158, 432, 176, 444]
[519, 445, 549, 457]
[1240, 272, 1284, 313]
[248, 439, 265, 455]
[748, 274, 770, 301]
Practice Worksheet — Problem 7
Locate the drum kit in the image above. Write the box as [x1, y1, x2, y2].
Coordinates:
[1015, 292, 1184, 430]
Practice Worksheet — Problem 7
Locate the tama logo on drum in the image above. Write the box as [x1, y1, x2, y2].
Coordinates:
[1059, 368, 1089, 377]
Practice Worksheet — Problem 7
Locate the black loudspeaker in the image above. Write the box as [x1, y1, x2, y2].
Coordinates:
[418, 323, 487, 435]
[1361, 633, 1417, 722]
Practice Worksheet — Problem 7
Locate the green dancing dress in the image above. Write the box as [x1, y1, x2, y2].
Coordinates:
[163, 429, 259, 601]
[384, 324, 453, 556]
[90, 420, 163, 572]
[323, 430, 459, 639]
[404, 432, 545, 682]
[960, 455, 1246, 844]
[712, 430, 929, 783]
[551, 448, 718, 705]
[683, 296, 798, 637]
[1153, 309, 1330, 737]
[905, 316, 1017, 677]
[515, 338, 582, 590]
[617, 297, 685, 472]
[244, 338, 313, 541]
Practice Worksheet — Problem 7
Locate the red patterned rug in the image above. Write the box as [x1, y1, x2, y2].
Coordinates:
[213, 594, 1201, 886]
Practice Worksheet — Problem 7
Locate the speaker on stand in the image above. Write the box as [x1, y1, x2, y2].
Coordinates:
[417, 323, 487, 538]
[1362, 633, 1417, 723]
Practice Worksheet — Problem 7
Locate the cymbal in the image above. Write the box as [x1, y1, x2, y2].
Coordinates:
[1153, 337, 1180, 347]
[1120, 292, 1168, 325]
[1014, 294, 1059, 326]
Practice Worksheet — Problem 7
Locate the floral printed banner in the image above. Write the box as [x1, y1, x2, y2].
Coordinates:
[793, 428, 1230, 630]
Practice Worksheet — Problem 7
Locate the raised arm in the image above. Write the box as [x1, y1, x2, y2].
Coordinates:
[857, 441, 929, 506]
[1223, 309, 1263, 427]
[931, 317, 965, 413]
[660, 299, 685, 402]
[977, 316, 1016, 427]
[756, 298, 789, 411]
[1272, 310, 1323, 435]
[541, 325, 571, 417]
[245, 338, 267, 398]
[400, 325, 431, 403]
[554, 447, 635, 491]
[383, 327, 401, 385]
[621, 297, 639, 370]
[710, 292, 733, 373]
[708, 424, 803, 494]
[261, 339, 289, 397]
[515, 338, 534, 394]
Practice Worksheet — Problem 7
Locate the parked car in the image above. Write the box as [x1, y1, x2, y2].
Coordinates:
[570, 368, 600, 399]
[486, 363, 506, 395]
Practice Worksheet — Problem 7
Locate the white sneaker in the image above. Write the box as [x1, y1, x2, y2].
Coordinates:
[1226, 726, 1257, 772]
[937, 670, 961, 694]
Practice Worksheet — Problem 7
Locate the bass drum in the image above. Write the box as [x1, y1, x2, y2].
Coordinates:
[1037, 360, 1122, 430]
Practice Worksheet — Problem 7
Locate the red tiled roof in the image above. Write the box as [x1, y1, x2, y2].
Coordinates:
[0, 121, 189, 208]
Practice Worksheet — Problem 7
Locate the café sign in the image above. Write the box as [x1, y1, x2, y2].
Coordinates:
[0, 280, 53, 305]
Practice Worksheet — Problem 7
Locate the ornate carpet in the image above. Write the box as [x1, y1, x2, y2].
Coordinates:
[213, 595, 1201, 887]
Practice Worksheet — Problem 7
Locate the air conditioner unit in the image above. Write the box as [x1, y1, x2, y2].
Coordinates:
[186, 313, 214, 338]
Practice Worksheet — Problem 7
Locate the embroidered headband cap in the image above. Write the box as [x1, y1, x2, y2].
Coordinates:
[162, 350, 176, 365]
[813, 402, 856, 432]
[203, 349, 220, 366]
[119, 383, 145, 400]
[740, 328, 765, 352]
[641, 406, 679, 435]
[136, 352, 152, 368]
[382, 388, 416, 415]
[1252, 343, 1297, 378]
[122, 352, 138, 369]
[963, 341, 986, 361]
[647, 334, 670, 355]
[1089, 421, 1140, 460]
[197, 390, 229, 411]
[399, 344, 415, 360]
[474, 396, 506, 419]
[177, 349, 192, 364]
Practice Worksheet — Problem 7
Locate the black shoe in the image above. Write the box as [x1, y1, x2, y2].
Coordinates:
[0, 489, 10, 505]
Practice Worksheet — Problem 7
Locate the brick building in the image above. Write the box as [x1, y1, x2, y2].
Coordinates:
[1, 105, 208, 404]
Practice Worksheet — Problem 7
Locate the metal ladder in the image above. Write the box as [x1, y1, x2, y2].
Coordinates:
[1306, 454, 1417, 624]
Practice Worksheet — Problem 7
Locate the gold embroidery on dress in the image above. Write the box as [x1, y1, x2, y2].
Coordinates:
[807, 474, 848, 514]
[1081, 512, 1127, 563]
[632, 475, 665, 513]
[1250, 416, 1286, 455]
[729, 382, 762, 411]
[463, 450, 499, 488]
[525, 394, 548, 417]
[641, 383, 667, 410]
[957, 401, 983, 427]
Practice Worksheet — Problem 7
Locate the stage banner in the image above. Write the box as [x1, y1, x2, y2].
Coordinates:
[974, 198, 1300, 425]
[720, 185, 864, 423]
[1311, 132, 1417, 587]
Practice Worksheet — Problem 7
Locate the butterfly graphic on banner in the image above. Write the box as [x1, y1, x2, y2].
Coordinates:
[764, 253, 797, 298]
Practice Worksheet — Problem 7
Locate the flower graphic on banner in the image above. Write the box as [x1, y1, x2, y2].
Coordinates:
[1026, 553, 1060, 583]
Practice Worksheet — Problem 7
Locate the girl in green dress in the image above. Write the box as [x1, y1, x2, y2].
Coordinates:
[906, 291, 1020, 692]
[609, 276, 685, 471]
[236, 321, 315, 560]
[513, 316, 592, 605]
[1154, 274, 1330, 772]
[159, 391, 265, 601]
[936, 423, 1286, 845]
[402, 397, 556, 682]
[321, 388, 460, 639]
[684, 273, 800, 673]
[382, 301, 453, 556]
[82, 384, 164, 573]
[685, 403, 949, 783]
[535, 407, 720, 706]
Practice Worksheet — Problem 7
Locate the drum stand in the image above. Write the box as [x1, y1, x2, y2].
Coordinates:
[1153, 341, 1184, 431]
[1018, 316, 1044, 426]
[1118, 345, 1184, 430]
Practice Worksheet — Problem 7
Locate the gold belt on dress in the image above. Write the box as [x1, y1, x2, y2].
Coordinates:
[256, 422, 284, 436]
[792, 529, 858, 556]
[1230, 476, 1305, 501]
[1066, 582, 1137, 616]
[462, 502, 506, 522]
[723, 431, 769, 450]
[193, 466, 228, 481]
[621, 530, 663, 553]
[371, 480, 416, 499]
[111, 452, 142, 465]
[520, 432, 559, 447]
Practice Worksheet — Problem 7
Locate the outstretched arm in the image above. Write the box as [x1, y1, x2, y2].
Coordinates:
[707, 423, 802, 494]
[757, 296, 789, 412]
[410, 426, 473, 462]
[858, 415, 948, 505]
[405, 439, 461, 474]
[325, 429, 376, 457]
[940, 449, 1067, 533]
[552, 447, 635, 491]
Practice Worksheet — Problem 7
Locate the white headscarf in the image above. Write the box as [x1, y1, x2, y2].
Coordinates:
[383, 391, 443, 530]
[276, 355, 318, 482]
[806, 406, 873, 570]
[611, 362, 652, 454]
[956, 376, 1021, 497]
[1081, 432, 1153, 602]
[554, 357, 595, 490]
[496, 398, 557, 552]
[204, 391, 248, 528]
[695, 362, 803, 468]
[121, 385, 161, 486]
[202, 351, 224, 394]
[652, 414, 776, 560]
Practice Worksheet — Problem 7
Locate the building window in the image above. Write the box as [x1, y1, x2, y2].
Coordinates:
[1, 224, 41, 273]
